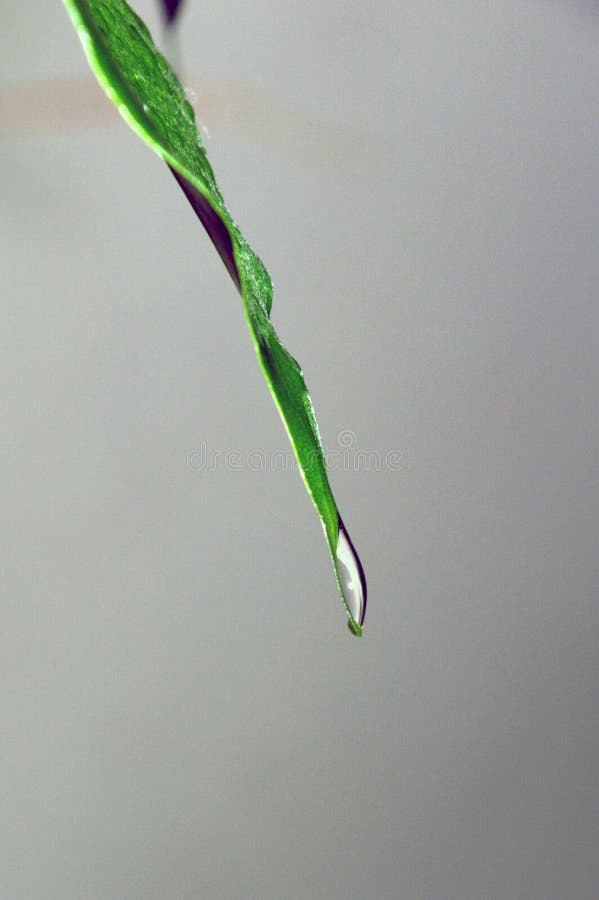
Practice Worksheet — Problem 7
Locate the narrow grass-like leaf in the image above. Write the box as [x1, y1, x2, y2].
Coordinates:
[62, 0, 367, 635]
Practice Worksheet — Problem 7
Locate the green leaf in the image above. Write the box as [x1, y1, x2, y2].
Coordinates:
[62, 0, 367, 635]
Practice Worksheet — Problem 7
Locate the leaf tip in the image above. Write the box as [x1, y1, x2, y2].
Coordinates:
[348, 619, 363, 638]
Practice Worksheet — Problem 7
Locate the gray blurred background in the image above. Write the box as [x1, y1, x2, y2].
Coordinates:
[1, 1, 598, 897]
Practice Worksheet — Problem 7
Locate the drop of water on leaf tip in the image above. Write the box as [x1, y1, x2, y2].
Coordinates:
[335, 518, 367, 633]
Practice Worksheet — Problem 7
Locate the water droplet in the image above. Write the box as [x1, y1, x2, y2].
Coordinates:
[335, 517, 367, 634]
[183, 86, 197, 106]
[198, 118, 212, 143]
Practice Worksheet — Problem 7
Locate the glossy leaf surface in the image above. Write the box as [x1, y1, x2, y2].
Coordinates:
[62, 0, 367, 634]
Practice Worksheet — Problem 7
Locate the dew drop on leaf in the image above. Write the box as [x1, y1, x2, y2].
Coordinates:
[336, 518, 367, 635]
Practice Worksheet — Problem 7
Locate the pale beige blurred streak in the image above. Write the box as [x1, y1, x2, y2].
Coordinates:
[0, 76, 386, 175]
[0, 77, 120, 131]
